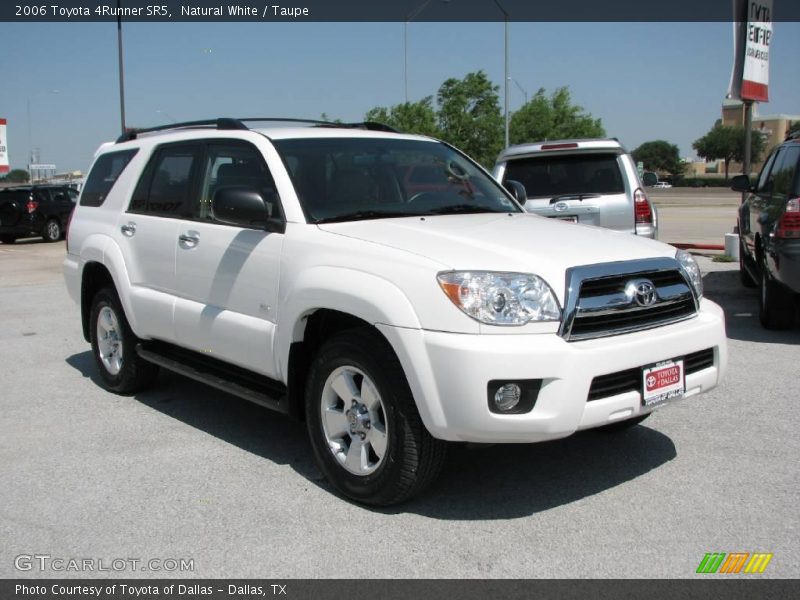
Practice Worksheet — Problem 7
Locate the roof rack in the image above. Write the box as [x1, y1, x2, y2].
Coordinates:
[116, 117, 399, 143]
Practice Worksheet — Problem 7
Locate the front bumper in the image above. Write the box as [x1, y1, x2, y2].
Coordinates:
[378, 298, 726, 443]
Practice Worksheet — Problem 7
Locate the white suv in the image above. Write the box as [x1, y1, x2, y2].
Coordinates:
[64, 119, 727, 505]
[493, 138, 658, 238]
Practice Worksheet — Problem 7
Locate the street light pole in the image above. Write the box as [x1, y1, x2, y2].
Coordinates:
[492, 0, 509, 148]
[117, 0, 127, 134]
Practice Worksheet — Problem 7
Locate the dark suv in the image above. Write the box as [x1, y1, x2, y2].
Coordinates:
[733, 133, 800, 329]
[0, 184, 78, 243]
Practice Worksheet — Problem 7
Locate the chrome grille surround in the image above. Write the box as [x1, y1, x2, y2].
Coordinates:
[559, 257, 699, 341]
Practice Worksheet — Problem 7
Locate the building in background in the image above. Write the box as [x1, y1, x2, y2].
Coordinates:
[722, 98, 800, 174]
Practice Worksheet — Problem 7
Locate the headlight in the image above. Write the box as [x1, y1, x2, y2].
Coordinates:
[437, 271, 561, 325]
[675, 249, 703, 298]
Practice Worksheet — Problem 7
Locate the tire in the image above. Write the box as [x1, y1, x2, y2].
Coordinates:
[89, 287, 159, 394]
[305, 328, 447, 506]
[0, 235, 15, 244]
[739, 239, 757, 288]
[42, 218, 62, 243]
[758, 270, 795, 330]
[596, 413, 651, 432]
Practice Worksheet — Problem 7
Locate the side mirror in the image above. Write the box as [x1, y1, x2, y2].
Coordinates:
[503, 179, 528, 205]
[730, 174, 752, 193]
[212, 187, 286, 234]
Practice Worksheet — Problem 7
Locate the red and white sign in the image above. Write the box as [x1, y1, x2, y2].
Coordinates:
[0, 118, 9, 174]
[741, 0, 772, 101]
[642, 360, 685, 407]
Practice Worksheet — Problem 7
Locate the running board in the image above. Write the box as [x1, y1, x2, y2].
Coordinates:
[136, 341, 288, 414]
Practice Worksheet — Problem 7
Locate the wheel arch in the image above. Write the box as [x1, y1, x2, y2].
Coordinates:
[279, 268, 423, 422]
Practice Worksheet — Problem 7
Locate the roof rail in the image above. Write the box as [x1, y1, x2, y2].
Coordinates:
[116, 117, 400, 143]
[116, 118, 248, 143]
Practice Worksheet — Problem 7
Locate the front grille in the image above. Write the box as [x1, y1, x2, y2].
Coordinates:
[569, 297, 696, 338]
[587, 347, 715, 402]
[561, 258, 699, 341]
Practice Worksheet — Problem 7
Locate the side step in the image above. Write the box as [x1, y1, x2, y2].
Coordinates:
[136, 341, 288, 414]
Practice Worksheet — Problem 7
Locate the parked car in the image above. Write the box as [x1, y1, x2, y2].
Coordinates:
[492, 138, 657, 238]
[0, 184, 78, 243]
[733, 132, 800, 329]
[653, 181, 673, 189]
[64, 118, 726, 505]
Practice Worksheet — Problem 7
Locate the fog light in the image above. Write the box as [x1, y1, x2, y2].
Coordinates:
[494, 383, 522, 411]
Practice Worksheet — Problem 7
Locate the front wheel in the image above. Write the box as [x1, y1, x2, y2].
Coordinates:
[305, 328, 447, 505]
[0, 235, 15, 244]
[89, 287, 159, 393]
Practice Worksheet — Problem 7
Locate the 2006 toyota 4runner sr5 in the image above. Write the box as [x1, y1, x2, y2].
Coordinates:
[64, 118, 727, 505]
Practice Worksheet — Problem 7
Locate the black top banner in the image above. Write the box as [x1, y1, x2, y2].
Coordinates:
[3, 0, 800, 22]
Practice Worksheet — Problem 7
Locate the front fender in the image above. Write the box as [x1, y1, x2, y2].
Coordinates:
[276, 266, 421, 380]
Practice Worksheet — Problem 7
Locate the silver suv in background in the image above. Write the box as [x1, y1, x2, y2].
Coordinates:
[492, 139, 657, 238]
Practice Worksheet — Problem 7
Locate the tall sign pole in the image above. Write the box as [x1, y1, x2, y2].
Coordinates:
[729, 0, 773, 178]
[117, 0, 127, 134]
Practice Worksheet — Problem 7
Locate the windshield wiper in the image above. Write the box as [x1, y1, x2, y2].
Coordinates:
[549, 194, 601, 203]
[315, 210, 415, 224]
[426, 204, 503, 215]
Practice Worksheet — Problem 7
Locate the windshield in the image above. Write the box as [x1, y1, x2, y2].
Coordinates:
[273, 137, 520, 223]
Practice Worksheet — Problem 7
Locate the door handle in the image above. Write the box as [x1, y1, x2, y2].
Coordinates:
[178, 233, 200, 248]
[120, 222, 136, 237]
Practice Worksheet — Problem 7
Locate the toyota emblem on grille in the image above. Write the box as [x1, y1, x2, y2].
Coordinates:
[554, 201, 569, 212]
[625, 279, 657, 307]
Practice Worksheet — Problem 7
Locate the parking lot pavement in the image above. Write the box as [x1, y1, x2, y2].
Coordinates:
[0, 244, 797, 579]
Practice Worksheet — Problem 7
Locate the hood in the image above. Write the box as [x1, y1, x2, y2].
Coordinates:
[318, 213, 676, 303]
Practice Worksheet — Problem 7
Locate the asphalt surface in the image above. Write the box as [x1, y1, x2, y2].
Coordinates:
[1, 237, 798, 579]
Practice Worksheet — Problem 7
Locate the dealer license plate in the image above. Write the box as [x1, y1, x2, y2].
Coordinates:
[642, 360, 684, 407]
[553, 216, 578, 223]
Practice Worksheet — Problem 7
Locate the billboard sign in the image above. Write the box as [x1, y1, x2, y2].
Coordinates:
[0, 119, 8, 174]
[728, 0, 772, 102]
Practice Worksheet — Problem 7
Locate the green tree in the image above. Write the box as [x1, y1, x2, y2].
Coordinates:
[787, 121, 800, 138]
[693, 123, 765, 179]
[364, 97, 440, 137]
[436, 71, 503, 167]
[1, 169, 30, 183]
[509, 87, 605, 145]
[632, 140, 684, 177]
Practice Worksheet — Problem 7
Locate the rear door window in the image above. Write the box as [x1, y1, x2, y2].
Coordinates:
[770, 146, 800, 197]
[81, 149, 138, 207]
[504, 153, 625, 198]
[129, 144, 202, 217]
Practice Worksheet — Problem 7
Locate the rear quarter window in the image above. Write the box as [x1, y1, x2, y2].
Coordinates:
[80, 149, 139, 207]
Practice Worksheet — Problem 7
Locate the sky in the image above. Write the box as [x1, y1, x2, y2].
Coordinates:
[1, 20, 799, 173]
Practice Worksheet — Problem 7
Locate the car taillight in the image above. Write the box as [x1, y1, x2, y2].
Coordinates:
[634, 188, 653, 224]
[776, 197, 800, 239]
[26, 199, 39, 213]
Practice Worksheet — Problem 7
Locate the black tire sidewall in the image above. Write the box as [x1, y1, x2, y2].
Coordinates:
[305, 333, 416, 504]
[89, 288, 147, 392]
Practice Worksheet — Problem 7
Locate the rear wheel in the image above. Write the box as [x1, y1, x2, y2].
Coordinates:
[0, 235, 15, 244]
[43, 218, 61, 242]
[89, 287, 159, 393]
[759, 270, 795, 330]
[305, 328, 447, 505]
